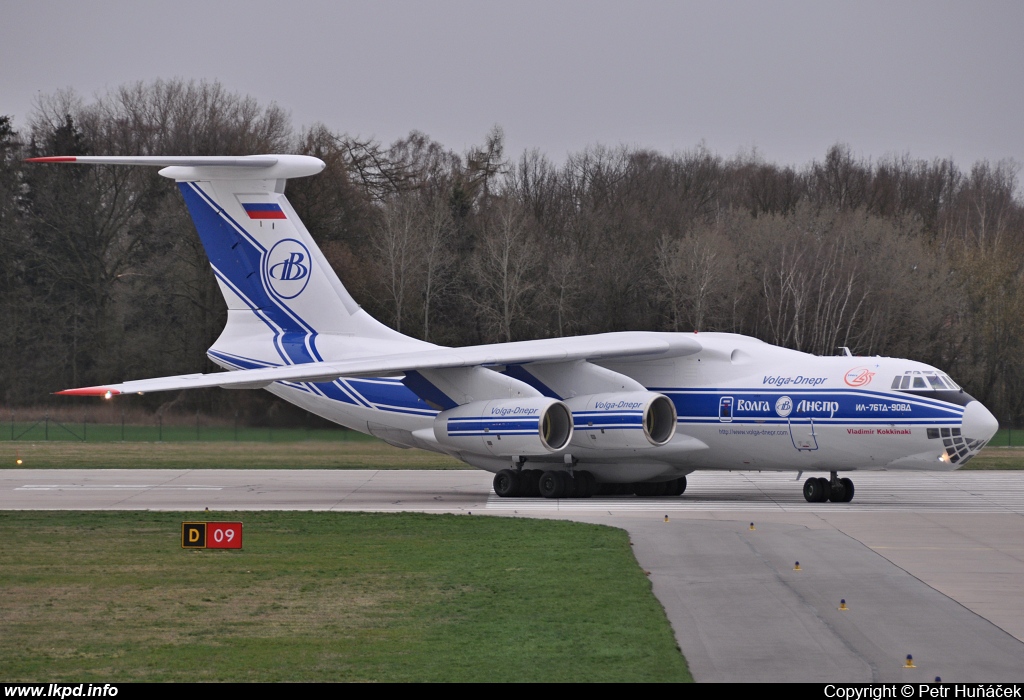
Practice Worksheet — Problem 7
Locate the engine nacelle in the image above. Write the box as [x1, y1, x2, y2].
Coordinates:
[566, 391, 677, 449]
[433, 397, 573, 457]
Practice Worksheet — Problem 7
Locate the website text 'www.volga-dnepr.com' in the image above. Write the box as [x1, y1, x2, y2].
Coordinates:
[4, 685, 118, 698]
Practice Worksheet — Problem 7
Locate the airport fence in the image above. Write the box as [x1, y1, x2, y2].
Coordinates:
[0, 409, 367, 443]
[994, 426, 1023, 447]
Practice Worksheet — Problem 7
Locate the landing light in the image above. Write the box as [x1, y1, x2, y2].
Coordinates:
[939, 452, 950, 463]
[104, 390, 112, 400]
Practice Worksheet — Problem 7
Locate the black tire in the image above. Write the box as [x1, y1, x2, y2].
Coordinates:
[493, 469, 520, 498]
[538, 470, 566, 499]
[520, 469, 542, 497]
[563, 473, 580, 498]
[675, 475, 688, 495]
[803, 477, 825, 503]
[633, 482, 654, 497]
[817, 477, 831, 502]
[635, 481, 669, 497]
[573, 470, 598, 497]
[828, 479, 846, 503]
[840, 477, 855, 503]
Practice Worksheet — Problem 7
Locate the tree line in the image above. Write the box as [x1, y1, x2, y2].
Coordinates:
[1, 79, 1021, 425]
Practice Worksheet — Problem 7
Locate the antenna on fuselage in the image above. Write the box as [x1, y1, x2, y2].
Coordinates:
[837, 347, 853, 357]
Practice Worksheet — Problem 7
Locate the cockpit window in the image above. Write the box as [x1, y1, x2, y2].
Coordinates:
[892, 371, 961, 391]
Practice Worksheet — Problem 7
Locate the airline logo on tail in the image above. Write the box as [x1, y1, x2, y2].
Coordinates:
[265, 239, 311, 298]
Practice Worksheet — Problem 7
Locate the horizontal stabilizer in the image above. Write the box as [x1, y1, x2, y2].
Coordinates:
[25, 154, 325, 181]
[26, 155, 278, 167]
[57, 332, 702, 397]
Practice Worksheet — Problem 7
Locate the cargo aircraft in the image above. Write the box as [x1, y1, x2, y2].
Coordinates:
[29, 154, 1000, 502]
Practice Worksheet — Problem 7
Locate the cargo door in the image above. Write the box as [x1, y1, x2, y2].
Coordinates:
[789, 417, 818, 451]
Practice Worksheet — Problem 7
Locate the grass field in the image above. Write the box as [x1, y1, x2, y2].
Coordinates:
[0, 511, 692, 682]
[959, 447, 1024, 470]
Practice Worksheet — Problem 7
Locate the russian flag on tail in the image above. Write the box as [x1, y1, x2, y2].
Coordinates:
[242, 202, 286, 220]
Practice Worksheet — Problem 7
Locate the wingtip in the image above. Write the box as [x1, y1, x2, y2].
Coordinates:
[25, 156, 77, 163]
[55, 387, 120, 397]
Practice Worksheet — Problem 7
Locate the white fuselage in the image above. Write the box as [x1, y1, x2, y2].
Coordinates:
[215, 332, 993, 483]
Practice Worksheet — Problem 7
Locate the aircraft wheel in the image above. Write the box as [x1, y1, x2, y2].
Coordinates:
[634, 481, 669, 497]
[526, 469, 544, 497]
[493, 469, 520, 498]
[563, 473, 580, 498]
[633, 482, 654, 497]
[828, 479, 846, 503]
[840, 477, 855, 503]
[803, 477, 827, 503]
[674, 475, 688, 495]
[569, 471, 593, 498]
[538, 470, 566, 499]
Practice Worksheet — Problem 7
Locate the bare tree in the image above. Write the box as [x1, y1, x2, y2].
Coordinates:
[419, 196, 455, 342]
[468, 198, 539, 342]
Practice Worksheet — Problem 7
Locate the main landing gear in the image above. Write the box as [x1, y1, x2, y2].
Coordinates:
[803, 472, 854, 503]
[493, 469, 687, 499]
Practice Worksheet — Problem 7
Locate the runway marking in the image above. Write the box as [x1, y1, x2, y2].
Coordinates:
[16, 485, 223, 491]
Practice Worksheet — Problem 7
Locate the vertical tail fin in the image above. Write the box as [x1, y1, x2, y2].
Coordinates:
[27, 155, 422, 368]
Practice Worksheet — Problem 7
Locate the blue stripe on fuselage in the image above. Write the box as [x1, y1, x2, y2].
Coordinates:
[656, 387, 964, 424]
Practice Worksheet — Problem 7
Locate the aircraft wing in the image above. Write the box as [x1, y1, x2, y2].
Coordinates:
[57, 332, 702, 396]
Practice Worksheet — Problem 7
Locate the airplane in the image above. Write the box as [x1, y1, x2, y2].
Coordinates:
[27, 154, 1000, 503]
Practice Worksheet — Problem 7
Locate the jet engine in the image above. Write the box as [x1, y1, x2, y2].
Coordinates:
[433, 397, 573, 457]
[565, 391, 677, 449]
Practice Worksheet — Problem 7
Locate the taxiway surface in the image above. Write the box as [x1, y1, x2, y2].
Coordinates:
[3, 469, 1023, 682]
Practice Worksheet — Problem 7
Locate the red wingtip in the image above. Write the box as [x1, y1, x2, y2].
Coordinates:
[25, 156, 77, 163]
[55, 387, 120, 397]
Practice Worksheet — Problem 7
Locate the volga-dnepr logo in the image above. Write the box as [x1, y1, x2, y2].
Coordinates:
[264, 239, 312, 299]
[844, 367, 875, 387]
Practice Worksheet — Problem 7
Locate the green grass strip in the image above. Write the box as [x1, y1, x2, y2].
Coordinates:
[0, 511, 692, 682]
[1, 441, 468, 469]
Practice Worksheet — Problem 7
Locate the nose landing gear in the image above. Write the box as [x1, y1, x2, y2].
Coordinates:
[803, 472, 854, 503]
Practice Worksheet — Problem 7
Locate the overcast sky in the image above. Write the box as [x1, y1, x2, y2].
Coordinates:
[3, 0, 1023, 170]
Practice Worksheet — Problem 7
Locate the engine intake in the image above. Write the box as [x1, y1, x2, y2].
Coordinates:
[566, 391, 677, 449]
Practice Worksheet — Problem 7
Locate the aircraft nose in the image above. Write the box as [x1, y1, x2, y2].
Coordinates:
[962, 401, 999, 442]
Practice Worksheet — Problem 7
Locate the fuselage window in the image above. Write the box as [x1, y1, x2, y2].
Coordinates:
[901, 375, 911, 390]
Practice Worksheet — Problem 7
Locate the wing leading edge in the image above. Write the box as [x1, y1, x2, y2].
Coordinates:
[56, 332, 702, 397]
